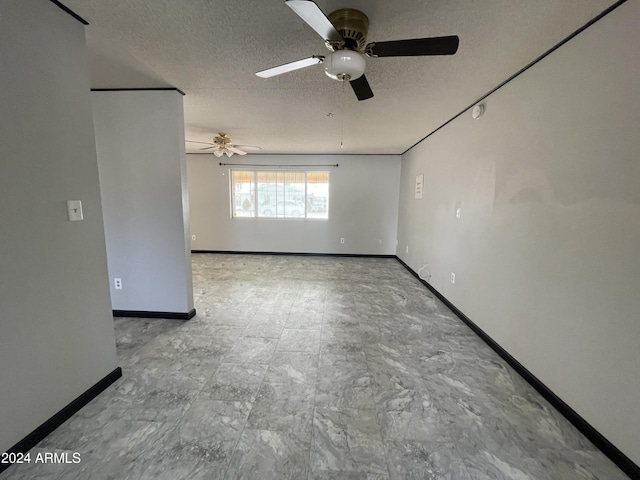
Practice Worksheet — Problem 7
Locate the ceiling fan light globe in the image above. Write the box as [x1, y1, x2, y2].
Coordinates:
[225, 149, 233, 157]
[213, 150, 223, 157]
[324, 50, 365, 81]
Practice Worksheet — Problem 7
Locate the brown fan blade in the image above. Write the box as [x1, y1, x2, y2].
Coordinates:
[350, 75, 373, 101]
[366, 36, 459, 57]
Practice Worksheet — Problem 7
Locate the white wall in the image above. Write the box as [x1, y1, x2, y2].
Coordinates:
[0, 0, 119, 452]
[188, 155, 400, 255]
[397, 0, 640, 464]
[93, 91, 194, 314]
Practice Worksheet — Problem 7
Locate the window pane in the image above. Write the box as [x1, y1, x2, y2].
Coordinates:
[276, 172, 285, 217]
[283, 172, 306, 218]
[232, 171, 255, 217]
[257, 171, 278, 217]
[307, 172, 329, 219]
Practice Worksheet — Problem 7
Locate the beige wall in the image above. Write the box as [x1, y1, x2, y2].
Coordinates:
[397, 0, 640, 463]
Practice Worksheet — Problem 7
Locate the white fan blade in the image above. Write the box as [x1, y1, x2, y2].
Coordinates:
[199, 146, 216, 151]
[234, 145, 262, 151]
[187, 140, 215, 145]
[286, 0, 343, 42]
[228, 146, 247, 156]
[256, 56, 324, 78]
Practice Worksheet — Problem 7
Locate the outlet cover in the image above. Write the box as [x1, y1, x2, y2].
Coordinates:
[450, 273, 456, 284]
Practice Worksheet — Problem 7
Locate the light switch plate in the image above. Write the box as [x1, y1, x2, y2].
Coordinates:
[67, 200, 83, 221]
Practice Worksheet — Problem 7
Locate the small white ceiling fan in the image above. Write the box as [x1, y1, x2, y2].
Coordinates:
[187, 133, 262, 157]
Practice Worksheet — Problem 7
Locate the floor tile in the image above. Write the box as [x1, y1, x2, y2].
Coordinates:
[198, 363, 267, 402]
[225, 429, 310, 480]
[320, 326, 363, 344]
[173, 399, 252, 463]
[277, 328, 321, 353]
[311, 408, 387, 475]
[110, 367, 205, 423]
[242, 318, 286, 338]
[224, 337, 277, 364]
[263, 351, 319, 384]
[246, 383, 315, 435]
[286, 309, 323, 329]
[534, 448, 630, 480]
[176, 322, 244, 348]
[309, 471, 388, 480]
[315, 368, 375, 410]
[319, 341, 368, 369]
[54, 420, 173, 480]
[138, 459, 226, 480]
[384, 440, 471, 480]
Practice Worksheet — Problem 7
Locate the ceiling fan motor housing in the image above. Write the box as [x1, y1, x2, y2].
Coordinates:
[214, 133, 231, 147]
[327, 8, 369, 51]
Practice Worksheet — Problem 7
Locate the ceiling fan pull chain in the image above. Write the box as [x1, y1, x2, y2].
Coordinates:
[340, 80, 345, 150]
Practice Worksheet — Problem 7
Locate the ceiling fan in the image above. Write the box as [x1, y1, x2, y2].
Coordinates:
[186, 133, 262, 157]
[256, 0, 459, 101]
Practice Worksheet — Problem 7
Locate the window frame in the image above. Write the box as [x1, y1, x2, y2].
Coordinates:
[230, 168, 329, 220]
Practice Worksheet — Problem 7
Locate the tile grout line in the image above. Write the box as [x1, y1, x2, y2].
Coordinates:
[359, 300, 395, 480]
[306, 286, 327, 479]
[219, 286, 278, 480]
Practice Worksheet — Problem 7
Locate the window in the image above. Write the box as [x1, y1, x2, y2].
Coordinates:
[231, 171, 255, 217]
[231, 170, 329, 219]
[306, 172, 330, 219]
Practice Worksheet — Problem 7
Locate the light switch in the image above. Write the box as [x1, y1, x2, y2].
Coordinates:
[67, 200, 83, 221]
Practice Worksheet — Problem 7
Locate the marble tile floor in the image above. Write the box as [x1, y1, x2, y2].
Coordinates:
[1, 254, 630, 480]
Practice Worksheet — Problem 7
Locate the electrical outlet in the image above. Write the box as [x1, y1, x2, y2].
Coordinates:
[456, 207, 462, 219]
[191, 234, 196, 241]
[114, 278, 122, 290]
[450, 273, 456, 284]
[340, 238, 345, 244]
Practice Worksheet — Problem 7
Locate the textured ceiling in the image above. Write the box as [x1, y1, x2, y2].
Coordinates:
[64, 0, 616, 154]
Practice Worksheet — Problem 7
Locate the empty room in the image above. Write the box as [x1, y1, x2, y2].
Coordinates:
[1, 0, 639, 479]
